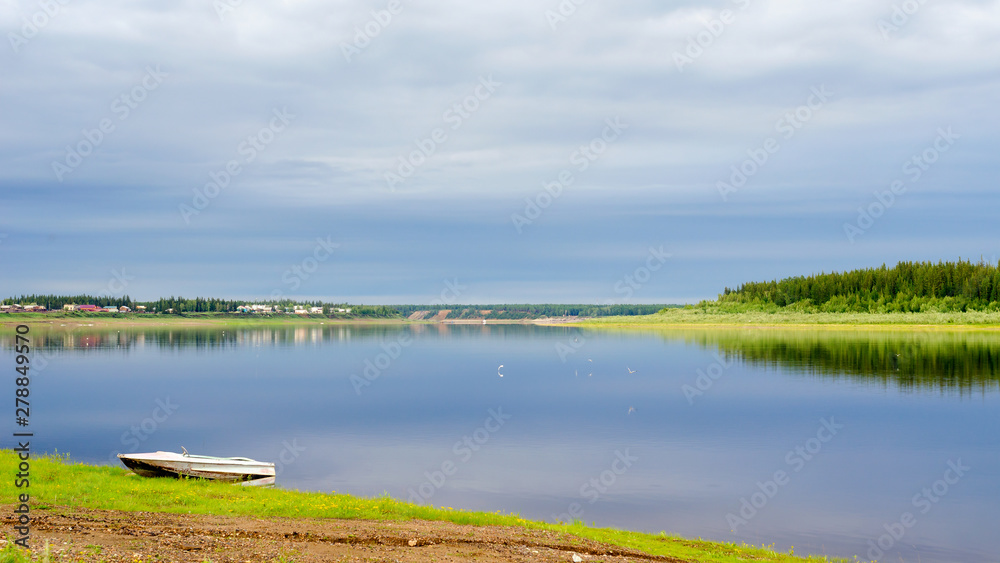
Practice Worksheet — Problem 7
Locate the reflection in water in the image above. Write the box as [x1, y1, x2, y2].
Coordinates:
[671, 329, 1000, 393]
[11, 324, 1000, 393]
[2, 323, 539, 353]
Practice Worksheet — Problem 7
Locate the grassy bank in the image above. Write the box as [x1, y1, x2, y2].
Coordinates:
[0, 452, 842, 563]
[10, 308, 1000, 331]
[574, 307, 1000, 329]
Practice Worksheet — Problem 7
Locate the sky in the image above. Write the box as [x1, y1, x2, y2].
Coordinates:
[1, 0, 998, 304]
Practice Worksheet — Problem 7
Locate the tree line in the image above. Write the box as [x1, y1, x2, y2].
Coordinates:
[0, 294, 399, 317]
[715, 259, 1000, 313]
[3, 295, 674, 318]
[1, 294, 136, 310]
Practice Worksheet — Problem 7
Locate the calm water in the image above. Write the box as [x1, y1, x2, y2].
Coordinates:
[7, 323, 1000, 562]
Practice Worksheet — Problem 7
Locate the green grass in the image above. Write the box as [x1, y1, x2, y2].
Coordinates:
[0, 542, 34, 563]
[0, 452, 854, 563]
[575, 307, 1000, 328]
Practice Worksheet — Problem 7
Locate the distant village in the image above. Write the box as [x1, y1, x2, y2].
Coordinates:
[0, 303, 351, 315]
[2, 296, 665, 320]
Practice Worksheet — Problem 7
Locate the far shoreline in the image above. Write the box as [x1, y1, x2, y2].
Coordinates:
[5, 309, 1000, 331]
[0, 312, 577, 330]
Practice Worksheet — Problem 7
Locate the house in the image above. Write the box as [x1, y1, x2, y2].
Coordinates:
[136, 305, 147, 312]
[77, 305, 99, 312]
[64, 304, 78, 311]
[293, 306, 308, 314]
[309, 307, 323, 314]
[24, 305, 46, 311]
[119, 306, 131, 313]
[0, 305, 12, 312]
[336, 308, 352, 313]
[102, 306, 118, 312]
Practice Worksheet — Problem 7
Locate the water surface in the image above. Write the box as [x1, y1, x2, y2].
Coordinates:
[7, 323, 999, 562]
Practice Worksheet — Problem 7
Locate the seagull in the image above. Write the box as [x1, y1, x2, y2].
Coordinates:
[628, 406, 636, 415]
[626, 366, 636, 374]
[587, 358, 593, 362]
[497, 364, 504, 377]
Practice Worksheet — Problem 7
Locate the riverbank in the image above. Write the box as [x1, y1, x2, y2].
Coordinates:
[8, 309, 1000, 332]
[0, 452, 839, 563]
[0, 312, 574, 330]
[570, 308, 1000, 330]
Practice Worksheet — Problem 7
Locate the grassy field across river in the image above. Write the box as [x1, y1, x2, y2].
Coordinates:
[7, 308, 1000, 331]
[573, 307, 1000, 329]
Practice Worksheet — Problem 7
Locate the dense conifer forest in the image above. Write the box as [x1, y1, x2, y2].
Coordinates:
[714, 260, 1000, 313]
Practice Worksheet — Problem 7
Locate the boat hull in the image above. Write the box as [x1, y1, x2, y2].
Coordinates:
[118, 451, 275, 482]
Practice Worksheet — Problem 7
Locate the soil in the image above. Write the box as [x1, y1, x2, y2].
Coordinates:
[2, 505, 686, 563]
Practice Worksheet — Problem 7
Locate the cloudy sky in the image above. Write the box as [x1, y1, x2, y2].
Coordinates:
[1, 0, 998, 304]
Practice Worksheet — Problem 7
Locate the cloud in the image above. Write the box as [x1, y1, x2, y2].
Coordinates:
[1, 0, 997, 300]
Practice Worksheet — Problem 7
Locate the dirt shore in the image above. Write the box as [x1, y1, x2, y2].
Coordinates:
[2, 505, 683, 562]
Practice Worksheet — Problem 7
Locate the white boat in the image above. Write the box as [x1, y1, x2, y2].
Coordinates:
[118, 447, 275, 482]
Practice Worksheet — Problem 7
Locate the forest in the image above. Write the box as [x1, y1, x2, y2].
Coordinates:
[714, 259, 1000, 313]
